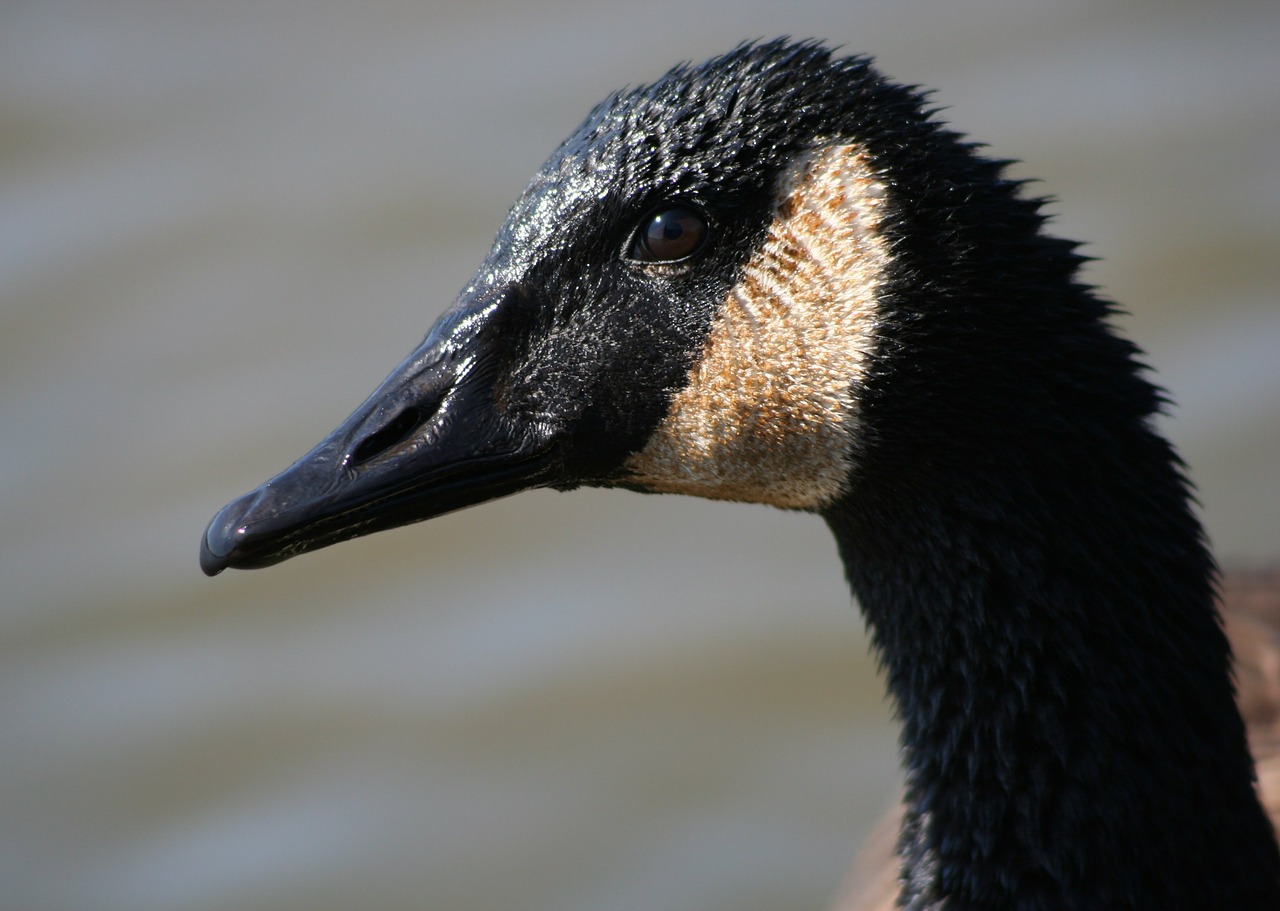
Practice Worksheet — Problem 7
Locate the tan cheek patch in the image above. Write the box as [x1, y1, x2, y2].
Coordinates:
[623, 144, 890, 508]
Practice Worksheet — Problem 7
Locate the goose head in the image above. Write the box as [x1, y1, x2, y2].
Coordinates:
[201, 40, 1088, 574]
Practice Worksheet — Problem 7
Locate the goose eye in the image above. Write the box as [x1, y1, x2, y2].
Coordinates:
[630, 205, 708, 263]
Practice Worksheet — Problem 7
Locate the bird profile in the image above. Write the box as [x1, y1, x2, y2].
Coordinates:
[201, 40, 1280, 910]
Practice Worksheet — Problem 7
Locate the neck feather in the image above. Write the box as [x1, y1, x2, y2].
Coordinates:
[824, 424, 1280, 909]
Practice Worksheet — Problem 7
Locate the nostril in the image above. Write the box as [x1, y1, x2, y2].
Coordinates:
[350, 405, 428, 466]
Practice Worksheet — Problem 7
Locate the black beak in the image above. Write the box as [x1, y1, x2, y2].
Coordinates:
[200, 288, 559, 575]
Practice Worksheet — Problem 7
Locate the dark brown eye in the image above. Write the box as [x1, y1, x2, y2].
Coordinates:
[630, 205, 708, 263]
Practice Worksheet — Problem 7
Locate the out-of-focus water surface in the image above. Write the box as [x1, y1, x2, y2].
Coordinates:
[2, 3, 1277, 910]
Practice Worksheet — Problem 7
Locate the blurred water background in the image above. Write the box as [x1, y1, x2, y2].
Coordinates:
[2, 3, 1277, 910]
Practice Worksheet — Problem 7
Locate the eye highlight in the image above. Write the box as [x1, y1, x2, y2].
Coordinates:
[629, 204, 708, 263]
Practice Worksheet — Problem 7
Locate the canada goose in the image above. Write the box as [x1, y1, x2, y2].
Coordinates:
[200, 41, 1280, 909]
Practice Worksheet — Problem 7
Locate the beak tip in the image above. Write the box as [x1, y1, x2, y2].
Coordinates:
[200, 523, 233, 576]
[200, 498, 249, 576]
[199, 540, 227, 576]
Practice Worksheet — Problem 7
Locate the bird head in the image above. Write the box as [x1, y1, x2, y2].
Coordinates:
[200, 40, 1104, 575]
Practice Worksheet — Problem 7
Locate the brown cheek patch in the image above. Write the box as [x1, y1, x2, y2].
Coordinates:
[623, 144, 890, 508]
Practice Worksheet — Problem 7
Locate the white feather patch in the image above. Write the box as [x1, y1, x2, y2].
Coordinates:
[623, 144, 889, 508]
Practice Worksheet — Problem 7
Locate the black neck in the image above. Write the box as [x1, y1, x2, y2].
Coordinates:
[824, 430, 1280, 908]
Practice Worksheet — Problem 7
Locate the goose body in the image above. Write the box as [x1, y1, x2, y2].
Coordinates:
[201, 42, 1280, 909]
